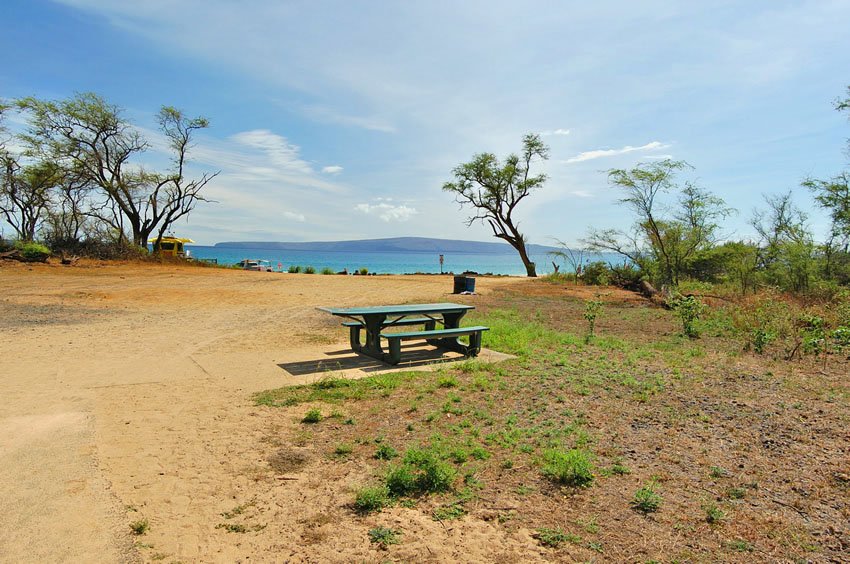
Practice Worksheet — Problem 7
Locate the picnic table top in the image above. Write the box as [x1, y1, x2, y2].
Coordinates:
[318, 302, 474, 316]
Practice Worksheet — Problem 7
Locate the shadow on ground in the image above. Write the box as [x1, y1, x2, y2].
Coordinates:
[278, 343, 468, 376]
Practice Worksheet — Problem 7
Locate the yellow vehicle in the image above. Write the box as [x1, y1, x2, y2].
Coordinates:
[149, 236, 194, 258]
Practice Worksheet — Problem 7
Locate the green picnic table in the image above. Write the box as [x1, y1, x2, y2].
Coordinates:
[318, 303, 488, 365]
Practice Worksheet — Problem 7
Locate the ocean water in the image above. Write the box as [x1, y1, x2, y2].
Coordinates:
[186, 245, 621, 276]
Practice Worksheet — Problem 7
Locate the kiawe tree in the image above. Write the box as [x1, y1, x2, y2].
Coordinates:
[443, 133, 549, 277]
[0, 157, 62, 241]
[584, 159, 731, 287]
[16, 93, 217, 249]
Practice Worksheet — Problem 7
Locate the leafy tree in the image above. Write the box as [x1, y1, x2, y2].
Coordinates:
[751, 192, 816, 292]
[0, 155, 62, 241]
[16, 93, 217, 249]
[584, 159, 730, 287]
[443, 134, 549, 277]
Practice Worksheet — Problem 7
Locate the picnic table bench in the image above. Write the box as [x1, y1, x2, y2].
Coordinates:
[319, 303, 488, 365]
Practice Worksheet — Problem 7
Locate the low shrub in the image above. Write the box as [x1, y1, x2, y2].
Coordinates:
[321, 267, 334, 275]
[288, 265, 301, 273]
[302, 408, 322, 423]
[304, 266, 316, 274]
[354, 485, 390, 514]
[631, 480, 662, 513]
[582, 261, 611, 286]
[14, 241, 51, 262]
[668, 294, 707, 339]
[384, 447, 457, 496]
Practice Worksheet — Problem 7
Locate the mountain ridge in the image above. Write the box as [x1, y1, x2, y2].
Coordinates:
[214, 236, 560, 255]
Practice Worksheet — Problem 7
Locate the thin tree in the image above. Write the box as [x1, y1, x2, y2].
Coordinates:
[443, 134, 549, 277]
[584, 159, 729, 287]
[548, 239, 585, 283]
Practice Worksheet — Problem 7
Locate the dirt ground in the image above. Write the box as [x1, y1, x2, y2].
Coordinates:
[0, 260, 528, 563]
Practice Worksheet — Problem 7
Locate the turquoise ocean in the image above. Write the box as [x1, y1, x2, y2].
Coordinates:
[186, 245, 621, 276]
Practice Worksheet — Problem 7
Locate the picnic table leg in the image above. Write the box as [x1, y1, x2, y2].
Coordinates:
[359, 314, 387, 361]
[428, 311, 471, 355]
[348, 325, 362, 351]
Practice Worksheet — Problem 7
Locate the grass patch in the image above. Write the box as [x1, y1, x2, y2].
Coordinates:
[540, 448, 594, 487]
[256, 373, 421, 407]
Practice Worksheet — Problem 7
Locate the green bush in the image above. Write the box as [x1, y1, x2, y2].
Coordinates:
[540, 448, 594, 487]
[582, 261, 611, 286]
[14, 241, 51, 262]
[321, 267, 334, 275]
[304, 266, 316, 274]
[288, 265, 301, 273]
[668, 294, 707, 338]
[385, 464, 418, 496]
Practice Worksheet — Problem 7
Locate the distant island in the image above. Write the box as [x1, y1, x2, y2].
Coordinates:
[214, 237, 560, 255]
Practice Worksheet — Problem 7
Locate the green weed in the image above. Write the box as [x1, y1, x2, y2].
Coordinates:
[540, 448, 594, 487]
[631, 481, 662, 513]
[535, 527, 582, 548]
[353, 485, 390, 514]
[368, 526, 401, 548]
[129, 518, 149, 535]
[302, 408, 322, 423]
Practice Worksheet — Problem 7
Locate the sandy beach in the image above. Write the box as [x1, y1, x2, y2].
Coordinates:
[0, 261, 529, 562]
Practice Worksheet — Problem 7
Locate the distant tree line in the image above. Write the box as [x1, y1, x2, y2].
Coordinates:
[445, 86, 850, 291]
[574, 86, 850, 294]
[0, 93, 217, 257]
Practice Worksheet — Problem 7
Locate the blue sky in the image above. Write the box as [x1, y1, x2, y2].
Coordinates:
[2, 0, 849, 245]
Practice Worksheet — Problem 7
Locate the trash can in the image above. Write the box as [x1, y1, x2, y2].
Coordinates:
[453, 275, 467, 294]
[464, 277, 476, 293]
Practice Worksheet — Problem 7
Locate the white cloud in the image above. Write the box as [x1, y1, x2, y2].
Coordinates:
[321, 165, 343, 174]
[541, 128, 571, 136]
[354, 202, 418, 222]
[644, 154, 674, 160]
[231, 129, 312, 174]
[570, 190, 593, 198]
[283, 211, 306, 222]
[564, 141, 669, 163]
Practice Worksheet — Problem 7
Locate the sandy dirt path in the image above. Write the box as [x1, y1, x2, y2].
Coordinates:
[0, 262, 530, 562]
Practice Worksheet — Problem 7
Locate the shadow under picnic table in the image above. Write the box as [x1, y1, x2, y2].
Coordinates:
[277, 343, 466, 376]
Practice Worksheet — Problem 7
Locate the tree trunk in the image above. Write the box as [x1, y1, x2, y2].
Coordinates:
[513, 240, 537, 277]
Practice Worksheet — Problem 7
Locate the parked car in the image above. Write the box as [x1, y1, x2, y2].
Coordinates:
[236, 259, 274, 271]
